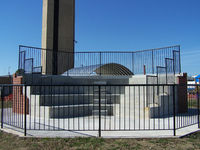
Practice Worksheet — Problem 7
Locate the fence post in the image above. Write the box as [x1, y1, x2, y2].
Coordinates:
[24, 85, 27, 136]
[98, 85, 101, 137]
[178, 46, 181, 74]
[18, 46, 21, 70]
[1, 86, 4, 128]
[132, 52, 134, 74]
[173, 85, 176, 136]
[173, 51, 175, 76]
[197, 85, 200, 128]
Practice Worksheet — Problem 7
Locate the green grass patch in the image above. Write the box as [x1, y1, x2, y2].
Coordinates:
[1, 131, 200, 150]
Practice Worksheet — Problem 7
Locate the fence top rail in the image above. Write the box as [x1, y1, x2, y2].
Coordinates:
[20, 84, 193, 87]
[19, 45, 181, 54]
[0, 83, 197, 86]
[186, 84, 200, 86]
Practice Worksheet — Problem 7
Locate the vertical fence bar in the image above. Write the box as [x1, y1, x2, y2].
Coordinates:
[98, 85, 101, 137]
[23, 51, 26, 73]
[1, 86, 4, 128]
[18, 46, 21, 70]
[132, 52, 134, 74]
[173, 51, 175, 76]
[173, 85, 176, 136]
[152, 50, 154, 74]
[100, 52, 102, 76]
[197, 85, 200, 128]
[165, 60, 167, 84]
[24, 85, 27, 136]
[178, 46, 181, 73]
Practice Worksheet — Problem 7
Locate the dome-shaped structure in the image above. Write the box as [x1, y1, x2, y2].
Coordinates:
[63, 63, 133, 76]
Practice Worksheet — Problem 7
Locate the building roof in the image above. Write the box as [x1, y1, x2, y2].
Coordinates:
[0, 75, 12, 78]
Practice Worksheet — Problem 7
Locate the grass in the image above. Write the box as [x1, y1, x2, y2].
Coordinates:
[0, 131, 200, 150]
[188, 98, 198, 109]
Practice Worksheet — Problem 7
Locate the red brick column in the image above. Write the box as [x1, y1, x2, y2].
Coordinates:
[177, 73, 188, 113]
[13, 74, 29, 114]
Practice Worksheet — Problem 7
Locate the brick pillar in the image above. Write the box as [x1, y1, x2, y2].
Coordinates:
[13, 74, 29, 114]
[177, 73, 188, 113]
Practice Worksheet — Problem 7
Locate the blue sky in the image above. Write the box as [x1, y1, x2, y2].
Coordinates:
[0, 0, 199, 76]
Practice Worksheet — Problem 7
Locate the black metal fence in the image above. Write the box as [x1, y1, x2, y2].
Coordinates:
[0, 85, 26, 130]
[0, 84, 199, 137]
[18, 45, 181, 76]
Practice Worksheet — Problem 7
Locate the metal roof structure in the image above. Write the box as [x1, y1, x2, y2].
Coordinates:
[62, 63, 134, 76]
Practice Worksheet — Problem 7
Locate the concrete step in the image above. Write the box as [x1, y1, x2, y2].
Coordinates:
[30, 86, 113, 95]
[31, 104, 114, 118]
[92, 104, 114, 116]
[50, 104, 113, 109]
[92, 110, 109, 116]
[31, 94, 121, 106]
[93, 98, 120, 104]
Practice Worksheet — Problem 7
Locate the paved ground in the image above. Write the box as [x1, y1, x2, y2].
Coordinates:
[1, 108, 199, 138]
[1, 124, 200, 138]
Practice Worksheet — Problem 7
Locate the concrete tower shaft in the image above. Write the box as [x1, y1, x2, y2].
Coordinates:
[42, 0, 75, 75]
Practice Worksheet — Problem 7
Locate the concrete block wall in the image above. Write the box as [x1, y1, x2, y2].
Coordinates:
[29, 95, 50, 118]
[114, 86, 149, 120]
[127, 75, 179, 118]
